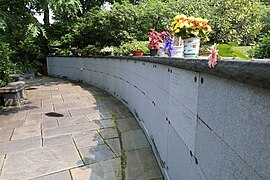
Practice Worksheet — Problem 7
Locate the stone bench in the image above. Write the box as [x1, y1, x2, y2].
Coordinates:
[0, 81, 25, 106]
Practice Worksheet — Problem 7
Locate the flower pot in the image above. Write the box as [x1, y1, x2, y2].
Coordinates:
[102, 52, 112, 56]
[183, 37, 200, 57]
[171, 45, 184, 58]
[150, 49, 158, 56]
[133, 50, 143, 56]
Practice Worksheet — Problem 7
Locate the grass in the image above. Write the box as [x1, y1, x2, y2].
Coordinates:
[232, 46, 252, 56]
[200, 44, 253, 58]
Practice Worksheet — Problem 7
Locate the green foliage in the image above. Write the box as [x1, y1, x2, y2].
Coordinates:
[0, 15, 6, 31]
[260, 0, 270, 34]
[27, 23, 47, 39]
[0, 43, 15, 87]
[250, 31, 270, 58]
[77, 45, 101, 56]
[50, 0, 82, 20]
[0, 0, 47, 75]
[55, 48, 72, 56]
[114, 41, 149, 56]
[217, 43, 251, 60]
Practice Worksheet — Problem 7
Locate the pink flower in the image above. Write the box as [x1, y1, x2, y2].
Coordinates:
[208, 43, 219, 68]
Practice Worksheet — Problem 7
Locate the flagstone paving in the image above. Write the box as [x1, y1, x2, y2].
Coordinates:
[0, 77, 163, 180]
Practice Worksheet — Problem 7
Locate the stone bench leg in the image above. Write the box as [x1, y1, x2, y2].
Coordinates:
[1, 92, 22, 106]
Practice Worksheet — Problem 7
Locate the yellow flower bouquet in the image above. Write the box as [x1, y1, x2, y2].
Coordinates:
[171, 14, 212, 42]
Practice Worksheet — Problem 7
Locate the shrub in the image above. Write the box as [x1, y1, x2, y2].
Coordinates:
[0, 43, 15, 87]
[114, 41, 149, 56]
[250, 31, 270, 58]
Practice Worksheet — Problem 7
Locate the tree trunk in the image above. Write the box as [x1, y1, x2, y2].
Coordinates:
[43, 6, 49, 25]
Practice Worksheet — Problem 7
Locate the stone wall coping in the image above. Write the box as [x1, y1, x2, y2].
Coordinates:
[47, 56, 270, 89]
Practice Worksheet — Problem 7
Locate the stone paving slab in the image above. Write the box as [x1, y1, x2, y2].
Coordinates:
[73, 131, 104, 149]
[117, 117, 140, 132]
[41, 97, 63, 104]
[0, 136, 42, 155]
[1, 143, 83, 180]
[125, 148, 163, 180]
[86, 112, 103, 121]
[99, 111, 112, 119]
[79, 144, 115, 165]
[54, 101, 95, 111]
[28, 106, 54, 115]
[43, 134, 73, 147]
[111, 106, 133, 118]
[69, 106, 99, 117]
[0, 128, 13, 143]
[26, 113, 42, 122]
[71, 157, 122, 180]
[43, 121, 103, 138]
[106, 138, 121, 157]
[0, 119, 25, 131]
[99, 119, 116, 128]
[99, 128, 119, 139]
[41, 119, 58, 130]
[31, 170, 71, 180]
[58, 115, 89, 127]
[122, 129, 150, 151]
[25, 118, 41, 126]
[12, 124, 41, 140]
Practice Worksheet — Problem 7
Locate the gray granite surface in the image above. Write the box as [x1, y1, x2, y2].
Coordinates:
[48, 56, 270, 89]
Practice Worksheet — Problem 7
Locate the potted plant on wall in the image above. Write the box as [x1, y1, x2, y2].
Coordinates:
[78, 45, 100, 56]
[147, 29, 166, 56]
[171, 14, 212, 57]
[130, 41, 148, 56]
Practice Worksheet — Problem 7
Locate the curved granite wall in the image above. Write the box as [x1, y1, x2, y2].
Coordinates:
[47, 56, 270, 180]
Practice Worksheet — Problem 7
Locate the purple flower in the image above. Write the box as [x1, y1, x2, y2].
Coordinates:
[162, 37, 174, 57]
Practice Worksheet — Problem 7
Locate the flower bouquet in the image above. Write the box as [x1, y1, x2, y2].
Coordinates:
[171, 14, 212, 57]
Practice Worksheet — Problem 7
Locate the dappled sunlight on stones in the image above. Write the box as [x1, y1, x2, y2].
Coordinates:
[86, 112, 103, 121]
[73, 131, 104, 149]
[79, 144, 115, 165]
[99, 128, 119, 140]
[71, 158, 122, 180]
[0, 77, 162, 180]
[1, 144, 82, 180]
[99, 119, 116, 128]
[69, 106, 99, 117]
[43, 121, 103, 138]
